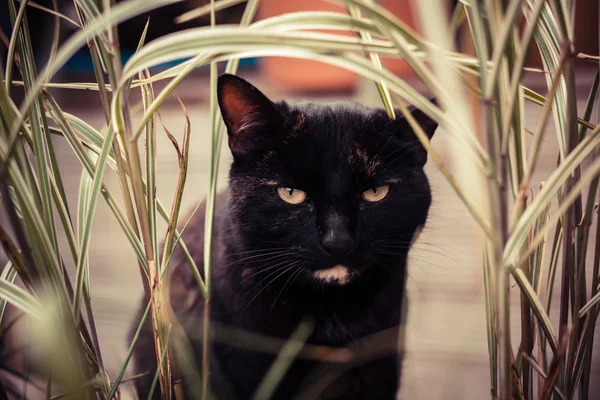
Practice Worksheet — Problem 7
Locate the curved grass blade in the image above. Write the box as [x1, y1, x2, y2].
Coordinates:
[346, 1, 395, 119]
[0, 279, 41, 319]
[4, 0, 28, 91]
[175, 0, 246, 24]
[72, 124, 116, 323]
[512, 154, 600, 274]
[115, 47, 491, 239]
[8, 0, 61, 258]
[0, 262, 17, 323]
[7, 0, 184, 145]
[579, 291, 600, 318]
[505, 124, 600, 264]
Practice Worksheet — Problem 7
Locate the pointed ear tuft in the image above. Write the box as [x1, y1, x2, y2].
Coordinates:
[409, 97, 438, 139]
[217, 74, 281, 158]
[392, 97, 439, 166]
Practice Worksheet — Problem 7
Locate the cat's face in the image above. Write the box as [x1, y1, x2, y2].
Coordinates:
[218, 74, 437, 289]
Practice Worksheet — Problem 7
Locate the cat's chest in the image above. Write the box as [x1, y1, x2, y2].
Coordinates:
[232, 296, 398, 348]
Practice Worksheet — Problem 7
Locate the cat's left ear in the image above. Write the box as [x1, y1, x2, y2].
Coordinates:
[394, 98, 438, 166]
[404, 97, 438, 139]
[217, 74, 283, 159]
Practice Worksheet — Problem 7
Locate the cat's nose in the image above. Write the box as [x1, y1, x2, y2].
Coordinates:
[321, 213, 354, 257]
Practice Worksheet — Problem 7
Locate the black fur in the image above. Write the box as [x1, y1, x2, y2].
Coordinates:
[130, 74, 438, 400]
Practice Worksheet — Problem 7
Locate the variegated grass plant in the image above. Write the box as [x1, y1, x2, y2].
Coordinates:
[0, 0, 598, 399]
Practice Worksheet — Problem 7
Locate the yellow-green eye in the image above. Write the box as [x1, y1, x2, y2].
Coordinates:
[277, 187, 307, 205]
[361, 185, 390, 202]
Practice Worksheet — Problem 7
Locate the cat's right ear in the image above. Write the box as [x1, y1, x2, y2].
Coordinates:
[217, 74, 282, 159]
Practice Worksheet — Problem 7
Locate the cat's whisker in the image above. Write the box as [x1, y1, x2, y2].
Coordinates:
[376, 239, 454, 252]
[407, 257, 446, 270]
[375, 242, 459, 264]
[242, 253, 298, 271]
[371, 248, 446, 272]
[228, 247, 289, 257]
[256, 238, 294, 246]
[242, 259, 304, 296]
[222, 250, 294, 268]
[242, 262, 302, 314]
[367, 255, 424, 296]
[239, 257, 300, 284]
[408, 249, 458, 264]
[270, 264, 306, 314]
[379, 243, 442, 253]
[365, 255, 400, 276]
[375, 244, 411, 249]
[241, 265, 292, 299]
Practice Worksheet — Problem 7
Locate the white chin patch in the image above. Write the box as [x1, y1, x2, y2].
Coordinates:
[313, 265, 350, 285]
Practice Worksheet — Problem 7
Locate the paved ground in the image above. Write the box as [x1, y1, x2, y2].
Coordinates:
[10, 65, 600, 399]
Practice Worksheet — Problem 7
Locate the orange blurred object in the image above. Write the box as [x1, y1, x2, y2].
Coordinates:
[258, 0, 357, 92]
[257, 0, 422, 92]
[379, 0, 418, 78]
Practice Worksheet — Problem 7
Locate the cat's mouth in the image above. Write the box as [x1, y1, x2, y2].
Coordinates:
[313, 264, 351, 285]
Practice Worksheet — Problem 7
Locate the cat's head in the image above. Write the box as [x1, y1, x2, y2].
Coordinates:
[217, 74, 437, 289]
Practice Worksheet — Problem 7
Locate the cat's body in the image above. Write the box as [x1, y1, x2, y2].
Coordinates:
[131, 75, 438, 400]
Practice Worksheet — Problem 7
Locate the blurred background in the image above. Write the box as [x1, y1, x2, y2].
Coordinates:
[0, 0, 599, 399]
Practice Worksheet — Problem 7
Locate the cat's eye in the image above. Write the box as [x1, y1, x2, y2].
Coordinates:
[361, 185, 390, 203]
[277, 187, 307, 205]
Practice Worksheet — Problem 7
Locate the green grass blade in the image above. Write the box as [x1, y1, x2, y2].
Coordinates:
[0, 148, 62, 286]
[0, 262, 17, 323]
[42, 95, 147, 272]
[251, 320, 314, 400]
[141, 71, 158, 261]
[505, 124, 600, 264]
[146, 326, 172, 400]
[115, 47, 491, 241]
[512, 154, 600, 273]
[72, 125, 116, 323]
[49, 111, 118, 166]
[579, 291, 600, 317]
[202, 1, 218, 397]
[44, 98, 198, 286]
[7, 0, 183, 144]
[509, 54, 568, 232]
[577, 68, 599, 140]
[529, 0, 568, 159]
[346, 1, 395, 120]
[496, 0, 553, 118]
[77, 154, 93, 289]
[510, 266, 559, 354]
[106, 299, 152, 399]
[101, 189, 148, 272]
[0, 279, 42, 319]
[50, 170, 79, 266]
[483, 245, 497, 393]
[522, 86, 595, 131]
[160, 93, 191, 275]
[78, 162, 92, 245]
[8, 0, 60, 257]
[161, 200, 206, 295]
[115, 29, 488, 172]
[175, 0, 246, 24]
[4, 0, 28, 91]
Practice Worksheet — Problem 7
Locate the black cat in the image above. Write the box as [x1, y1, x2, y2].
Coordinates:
[130, 74, 438, 400]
